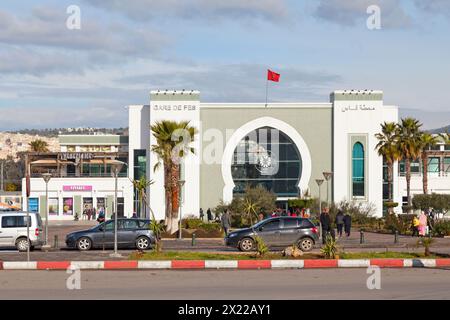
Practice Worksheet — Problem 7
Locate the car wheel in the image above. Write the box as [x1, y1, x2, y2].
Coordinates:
[239, 238, 255, 252]
[136, 236, 151, 250]
[77, 237, 92, 251]
[298, 237, 314, 252]
[16, 238, 29, 252]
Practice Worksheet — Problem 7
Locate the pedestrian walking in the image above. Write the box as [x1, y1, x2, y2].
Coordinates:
[199, 208, 204, 221]
[335, 210, 345, 238]
[411, 215, 420, 237]
[221, 209, 232, 236]
[320, 207, 332, 244]
[207, 208, 212, 222]
[343, 213, 352, 237]
[97, 209, 105, 223]
[418, 211, 427, 237]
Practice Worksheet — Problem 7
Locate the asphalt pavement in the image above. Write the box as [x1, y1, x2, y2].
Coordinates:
[0, 268, 449, 299]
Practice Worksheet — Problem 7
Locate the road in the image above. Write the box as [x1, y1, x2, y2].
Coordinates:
[0, 269, 449, 299]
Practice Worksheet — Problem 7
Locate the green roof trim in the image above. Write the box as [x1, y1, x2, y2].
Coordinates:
[331, 92, 383, 101]
[151, 91, 200, 101]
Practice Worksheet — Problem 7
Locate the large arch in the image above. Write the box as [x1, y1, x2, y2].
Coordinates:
[221, 117, 312, 202]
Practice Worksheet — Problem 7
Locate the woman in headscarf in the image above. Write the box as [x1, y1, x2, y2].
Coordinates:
[418, 211, 428, 237]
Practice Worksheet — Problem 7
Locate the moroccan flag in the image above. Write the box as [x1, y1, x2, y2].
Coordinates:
[267, 69, 280, 82]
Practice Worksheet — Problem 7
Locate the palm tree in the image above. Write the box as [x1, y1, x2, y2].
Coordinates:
[375, 122, 400, 209]
[419, 133, 440, 194]
[28, 139, 49, 152]
[440, 131, 450, 145]
[396, 118, 422, 212]
[130, 176, 154, 218]
[151, 120, 196, 234]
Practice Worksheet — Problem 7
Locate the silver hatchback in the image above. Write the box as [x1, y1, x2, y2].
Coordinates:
[0, 211, 44, 251]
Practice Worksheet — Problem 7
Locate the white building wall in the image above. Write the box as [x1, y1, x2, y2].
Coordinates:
[21, 177, 133, 220]
[332, 91, 398, 217]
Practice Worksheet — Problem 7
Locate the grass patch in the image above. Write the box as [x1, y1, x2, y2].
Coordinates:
[340, 252, 438, 259]
[129, 250, 439, 260]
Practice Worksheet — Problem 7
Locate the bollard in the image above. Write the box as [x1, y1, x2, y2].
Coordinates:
[191, 233, 196, 246]
[53, 235, 59, 249]
[360, 230, 365, 244]
[394, 230, 399, 244]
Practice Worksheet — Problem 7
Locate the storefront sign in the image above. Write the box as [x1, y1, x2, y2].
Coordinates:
[60, 152, 94, 160]
[63, 185, 92, 192]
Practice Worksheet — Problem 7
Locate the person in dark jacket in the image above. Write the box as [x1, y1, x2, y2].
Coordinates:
[319, 207, 332, 244]
[343, 213, 352, 237]
[221, 209, 232, 236]
[335, 210, 345, 238]
[199, 208, 204, 221]
[207, 208, 212, 222]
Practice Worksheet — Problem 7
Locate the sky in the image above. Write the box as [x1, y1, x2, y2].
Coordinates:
[0, 0, 449, 130]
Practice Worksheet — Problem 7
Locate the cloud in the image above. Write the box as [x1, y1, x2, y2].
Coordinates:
[116, 63, 342, 102]
[0, 7, 168, 57]
[82, 0, 290, 23]
[313, 0, 412, 28]
[414, 0, 450, 17]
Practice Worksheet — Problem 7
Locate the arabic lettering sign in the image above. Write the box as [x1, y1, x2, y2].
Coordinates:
[60, 152, 94, 160]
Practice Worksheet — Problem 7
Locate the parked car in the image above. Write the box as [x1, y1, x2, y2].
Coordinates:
[0, 211, 43, 251]
[65, 218, 155, 251]
[225, 217, 319, 252]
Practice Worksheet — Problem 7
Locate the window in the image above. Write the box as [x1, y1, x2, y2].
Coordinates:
[121, 220, 138, 230]
[262, 219, 280, 231]
[399, 160, 421, 174]
[104, 221, 114, 231]
[28, 198, 39, 213]
[444, 158, 450, 173]
[300, 219, 315, 228]
[282, 218, 298, 229]
[1, 216, 30, 228]
[231, 127, 301, 197]
[427, 157, 440, 173]
[352, 142, 365, 197]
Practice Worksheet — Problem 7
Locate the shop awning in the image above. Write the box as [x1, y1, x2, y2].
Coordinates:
[30, 159, 75, 166]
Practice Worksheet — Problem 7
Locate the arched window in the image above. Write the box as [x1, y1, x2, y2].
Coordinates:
[231, 127, 302, 197]
[352, 142, 365, 197]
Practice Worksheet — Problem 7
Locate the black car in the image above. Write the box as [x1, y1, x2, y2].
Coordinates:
[65, 218, 155, 251]
[225, 217, 319, 252]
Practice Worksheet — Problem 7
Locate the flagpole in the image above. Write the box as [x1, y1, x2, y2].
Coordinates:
[265, 76, 269, 108]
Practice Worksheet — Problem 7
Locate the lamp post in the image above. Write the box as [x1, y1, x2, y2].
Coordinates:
[315, 179, 324, 217]
[110, 161, 125, 258]
[323, 172, 333, 206]
[178, 179, 185, 240]
[42, 173, 52, 249]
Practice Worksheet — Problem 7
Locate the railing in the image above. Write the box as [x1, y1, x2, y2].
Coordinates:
[398, 171, 449, 177]
[30, 172, 128, 178]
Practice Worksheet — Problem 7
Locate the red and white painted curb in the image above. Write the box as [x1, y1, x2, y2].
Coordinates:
[0, 259, 449, 270]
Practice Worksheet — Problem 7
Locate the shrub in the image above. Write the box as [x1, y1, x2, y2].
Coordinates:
[385, 214, 415, 234]
[417, 237, 435, 256]
[182, 218, 203, 229]
[254, 236, 268, 257]
[198, 223, 221, 232]
[321, 234, 338, 259]
[432, 220, 450, 237]
[413, 193, 450, 214]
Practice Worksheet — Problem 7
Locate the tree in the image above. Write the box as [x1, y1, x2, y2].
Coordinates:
[375, 122, 400, 210]
[28, 139, 49, 152]
[151, 120, 196, 234]
[396, 118, 422, 212]
[130, 176, 154, 218]
[419, 133, 440, 194]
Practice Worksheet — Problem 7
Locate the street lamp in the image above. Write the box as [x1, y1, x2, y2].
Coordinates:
[42, 173, 52, 249]
[178, 179, 185, 240]
[110, 160, 125, 258]
[323, 171, 333, 206]
[315, 179, 324, 217]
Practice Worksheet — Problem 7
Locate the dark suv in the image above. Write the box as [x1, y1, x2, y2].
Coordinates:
[225, 217, 319, 252]
[65, 218, 155, 251]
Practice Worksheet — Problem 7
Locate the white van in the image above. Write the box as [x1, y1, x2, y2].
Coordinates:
[0, 211, 43, 251]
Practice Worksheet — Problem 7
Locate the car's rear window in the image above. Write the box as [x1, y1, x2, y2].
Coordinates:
[1, 216, 30, 228]
[282, 218, 298, 228]
[300, 219, 315, 228]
